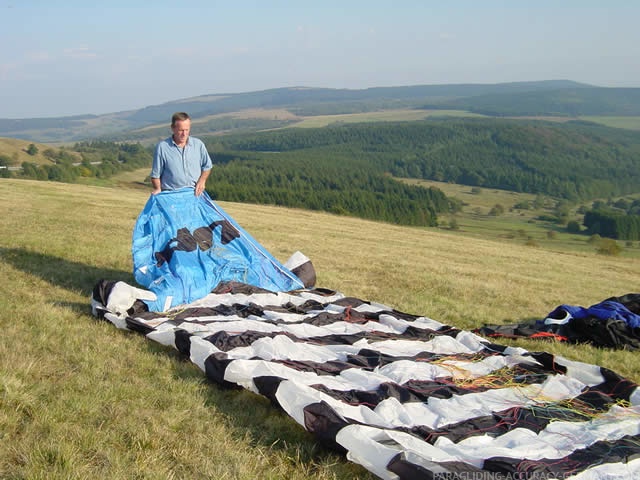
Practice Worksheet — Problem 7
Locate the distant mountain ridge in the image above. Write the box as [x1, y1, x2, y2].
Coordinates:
[2, 80, 639, 143]
[424, 86, 640, 117]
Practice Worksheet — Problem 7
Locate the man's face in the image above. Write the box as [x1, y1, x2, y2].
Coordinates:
[172, 119, 191, 144]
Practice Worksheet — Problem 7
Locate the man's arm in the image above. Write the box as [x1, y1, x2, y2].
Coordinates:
[194, 168, 211, 196]
[150, 141, 164, 195]
[151, 177, 162, 195]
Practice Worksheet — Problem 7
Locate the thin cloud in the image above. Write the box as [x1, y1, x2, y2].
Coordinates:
[190, 45, 250, 59]
[0, 62, 17, 80]
[167, 47, 197, 56]
[230, 46, 250, 55]
[26, 51, 52, 62]
[63, 47, 97, 59]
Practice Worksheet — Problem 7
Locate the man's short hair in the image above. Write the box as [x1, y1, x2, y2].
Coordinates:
[171, 112, 191, 126]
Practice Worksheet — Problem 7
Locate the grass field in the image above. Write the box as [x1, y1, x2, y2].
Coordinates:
[1, 177, 640, 479]
[289, 111, 640, 132]
[402, 178, 640, 259]
[579, 115, 640, 131]
[289, 109, 485, 128]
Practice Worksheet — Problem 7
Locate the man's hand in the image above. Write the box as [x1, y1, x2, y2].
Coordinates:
[195, 169, 211, 196]
[195, 180, 206, 196]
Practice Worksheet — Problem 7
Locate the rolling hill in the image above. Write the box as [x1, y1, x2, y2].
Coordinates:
[423, 86, 640, 117]
[0, 137, 81, 168]
[1, 79, 627, 143]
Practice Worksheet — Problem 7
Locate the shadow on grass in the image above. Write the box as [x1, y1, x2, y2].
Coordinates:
[1, 246, 373, 478]
[0, 247, 134, 296]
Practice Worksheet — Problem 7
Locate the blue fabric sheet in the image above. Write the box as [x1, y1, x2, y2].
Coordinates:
[132, 188, 304, 311]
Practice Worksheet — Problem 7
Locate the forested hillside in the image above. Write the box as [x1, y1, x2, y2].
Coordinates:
[205, 150, 451, 226]
[205, 118, 640, 202]
[5, 116, 640, 231]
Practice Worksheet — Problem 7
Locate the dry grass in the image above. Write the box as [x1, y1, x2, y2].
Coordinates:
[290, 109, 484, 128]
[1, 178, 639, 479]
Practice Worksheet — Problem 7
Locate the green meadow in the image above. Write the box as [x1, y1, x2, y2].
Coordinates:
[580, 115, 640, 131]
[403, 178, 640, 258]
[289, 109, 485, 128]
[1, 177, 639, 479]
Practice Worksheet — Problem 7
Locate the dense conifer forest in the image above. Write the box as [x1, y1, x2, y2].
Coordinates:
[583, 199, 640, 240]
[204, 118, 640, 201]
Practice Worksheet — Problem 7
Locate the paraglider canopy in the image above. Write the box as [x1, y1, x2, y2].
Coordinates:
[132, 188, 308, 311]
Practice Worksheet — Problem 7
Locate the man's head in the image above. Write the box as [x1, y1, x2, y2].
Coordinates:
[171, 112, 191, 146]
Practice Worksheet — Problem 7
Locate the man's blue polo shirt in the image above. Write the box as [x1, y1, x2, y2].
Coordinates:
[151, 136, 213, 191]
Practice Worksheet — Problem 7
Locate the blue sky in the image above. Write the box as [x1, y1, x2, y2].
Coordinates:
[1, 0, 638, 118]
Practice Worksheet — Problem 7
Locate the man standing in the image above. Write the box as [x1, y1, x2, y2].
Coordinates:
[151, 112, 212, 196]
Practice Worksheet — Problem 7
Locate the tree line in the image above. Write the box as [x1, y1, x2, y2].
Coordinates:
[206, 151, 453, 226]
[583, 199, 640, 240]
